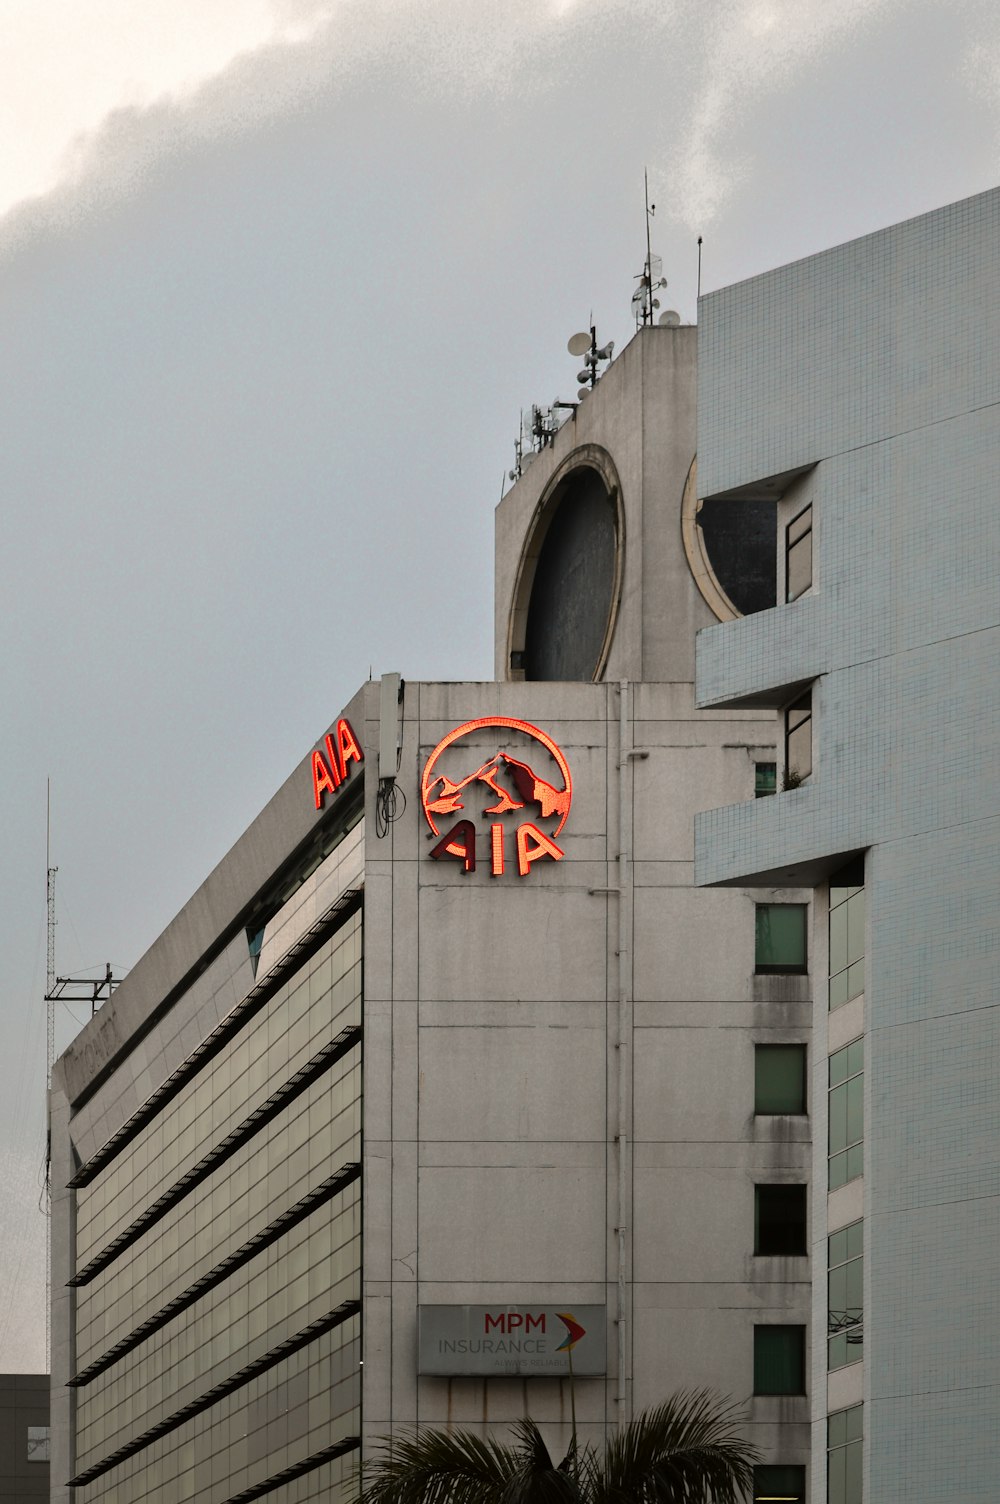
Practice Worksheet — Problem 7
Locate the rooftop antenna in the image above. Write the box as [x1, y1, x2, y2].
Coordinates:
[632, 169, 670, 327]
[566, 323, 614, 401]
[697, 235, 703, 301]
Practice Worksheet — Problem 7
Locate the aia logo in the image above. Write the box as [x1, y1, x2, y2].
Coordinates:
[421, 717, 572, 877]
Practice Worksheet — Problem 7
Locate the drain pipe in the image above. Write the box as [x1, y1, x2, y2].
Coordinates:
[616, 679, 634, 1426]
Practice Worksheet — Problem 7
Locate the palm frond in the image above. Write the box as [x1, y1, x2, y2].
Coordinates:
[592, 1390, 760, 1504]
[359, 1425, 521, 1504]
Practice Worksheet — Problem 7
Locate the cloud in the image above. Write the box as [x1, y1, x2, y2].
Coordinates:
[0, 0, 338, 223]
[664, 0, 906, 229]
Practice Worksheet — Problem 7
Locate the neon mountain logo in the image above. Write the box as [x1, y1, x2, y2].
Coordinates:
[421, 717, 573, 877]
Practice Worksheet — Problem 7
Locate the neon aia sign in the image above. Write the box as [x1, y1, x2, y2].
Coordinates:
[311, 719, 363, 809]
[420, 717, 572, 877]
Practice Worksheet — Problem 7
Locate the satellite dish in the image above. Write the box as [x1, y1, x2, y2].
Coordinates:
[577, 368, 592, 384]
[577, 387, 589, 400]
[595, 341, 614, 360]
[567, 332, 591, 357]
[659, 310, 681, 327]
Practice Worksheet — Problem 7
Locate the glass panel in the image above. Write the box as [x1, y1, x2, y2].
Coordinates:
[846, 890, 865, 965]
[755, 762, 777, 797]
[829, 901, 847, 975]
[829, 969, 849, 1010]
[785, 694, 812, 783]
[787, 505, 812, 547]
[829, 1082, 848, 1153]
[753, 1326, 805, 1394]
[755, 1045, 806, 1114]
[755, 905, 807, 972]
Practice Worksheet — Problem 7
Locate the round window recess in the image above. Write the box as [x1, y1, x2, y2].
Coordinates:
[680, 456, 777, 620]
[507, 447, 624, 682]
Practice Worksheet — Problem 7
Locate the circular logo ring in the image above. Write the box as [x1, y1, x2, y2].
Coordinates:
[420, 717, 573, 838]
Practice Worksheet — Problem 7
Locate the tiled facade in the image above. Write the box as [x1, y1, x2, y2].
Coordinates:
[695, 187, 1000, 1501]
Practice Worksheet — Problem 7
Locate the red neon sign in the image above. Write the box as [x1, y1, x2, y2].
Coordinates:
[421, 717, 572, 878]
[311, 718, 363, 810]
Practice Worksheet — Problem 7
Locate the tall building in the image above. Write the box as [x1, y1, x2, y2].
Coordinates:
[50, 321, 818, 1504]
[695, 186, 1000, 1502]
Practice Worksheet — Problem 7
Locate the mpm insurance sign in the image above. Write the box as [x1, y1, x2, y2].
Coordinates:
[418, 1305, 606, 1377]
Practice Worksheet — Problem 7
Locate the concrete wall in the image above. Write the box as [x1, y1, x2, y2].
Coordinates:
[495, 325, 708, 685]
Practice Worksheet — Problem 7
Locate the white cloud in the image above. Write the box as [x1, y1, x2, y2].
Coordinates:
[0, 0, 337, 220]
[665, 0, 905, 229]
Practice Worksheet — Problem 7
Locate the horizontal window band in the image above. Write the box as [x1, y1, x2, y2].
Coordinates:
[221, 1434, 361, 1504]
[68, 888, 362, 1191]
[67, 1300, 361, 1487]
[68, 1160, 361, 1387]
[69, 1028, 361, 1288]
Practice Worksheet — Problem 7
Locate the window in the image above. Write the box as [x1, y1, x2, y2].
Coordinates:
[828, 1220, 863, 1369]
[829, 1040, 864, 1189]
[755, 761, 777, 797]
[784, 693, 812, 785]
[785, 504, 813, 602]
[828, 1405, 862, 1504]
[829, 857, 865, 1010]
[755, 904, 807, 974]
[755, 1044, 806, 1114]
[755, 1185, 807, 1256]
[754, 1464, 805, 1502]
[753, 1325, 806, 1395]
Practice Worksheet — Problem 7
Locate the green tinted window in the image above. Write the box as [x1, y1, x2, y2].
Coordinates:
[828, 1220, 863, 1369]
[753, 1326, 806, 1395]
[828, 1405, 862, 1504]
[755, 762, 777, 797]
[829, 1040, 864, 1190]
[829, 860, 865, 1010]
[755, 1045, 807, 1114]
[755, 904, 808, 973]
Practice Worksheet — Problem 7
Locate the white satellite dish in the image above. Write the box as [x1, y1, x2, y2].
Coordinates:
[658, 310, 681, 327]
[567, 332, 591, 357]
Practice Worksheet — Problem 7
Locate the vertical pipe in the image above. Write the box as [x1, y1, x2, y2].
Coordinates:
[616, 681, 632, 1424]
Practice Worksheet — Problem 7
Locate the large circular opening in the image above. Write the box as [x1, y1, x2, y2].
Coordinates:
[508, 447, 624, 681]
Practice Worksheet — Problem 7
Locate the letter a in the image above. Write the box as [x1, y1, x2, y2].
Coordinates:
[430, 819, 477, 873]
[312, 749, 339, 810]
[516, 822, 563, 877]
[337, 718, 363, 779]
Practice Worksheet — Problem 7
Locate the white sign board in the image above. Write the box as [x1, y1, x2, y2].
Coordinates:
[418, 1305, 606, 1377]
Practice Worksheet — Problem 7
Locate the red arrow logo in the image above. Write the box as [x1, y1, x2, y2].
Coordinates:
[555, 1312, 586, 1351]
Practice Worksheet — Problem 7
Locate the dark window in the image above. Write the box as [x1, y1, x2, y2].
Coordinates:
[755, 904, 807, 973]
[696, 496, 777, 615]
[785, 504, 813, 602]
[754, 1463, 806, 1502]
[754, 1325, 806, 1395]
[784, 693, 812, 785]
[828, 1220, 863, 1369]
[523, 466, 617, 681]
[755, 1045, 807, 1114]
[828, 1405, 862, 1504]
[829, 1039, 864, 1190]
[755, 761, 777, 797]
[755, 1185, 807, 1256]
[829, 857, 865, 1010]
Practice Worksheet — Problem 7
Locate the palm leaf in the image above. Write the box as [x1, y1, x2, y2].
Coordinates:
[591, 1390, 760, 1504]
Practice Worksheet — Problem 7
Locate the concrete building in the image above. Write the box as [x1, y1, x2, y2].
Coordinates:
[695, 186, 1000, 1502]
[0, 1372, 51, 1502]
[50, 321, 817, 1504]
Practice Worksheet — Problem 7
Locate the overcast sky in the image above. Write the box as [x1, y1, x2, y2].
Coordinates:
[2, 0, 998, 1371]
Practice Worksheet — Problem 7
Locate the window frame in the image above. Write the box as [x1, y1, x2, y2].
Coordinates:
[784, 692, 812, 786]
[753, 1462, 806, 1502]
[754, 1184, 808, 1257]
[755, 903, 808, 975]
[754, 1043, 807, 1115]
[785, 503, 813, 603]
[753, 1324, 807, 1396]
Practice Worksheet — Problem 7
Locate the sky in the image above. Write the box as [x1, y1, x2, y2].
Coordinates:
[1, 0, 998, 1372]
